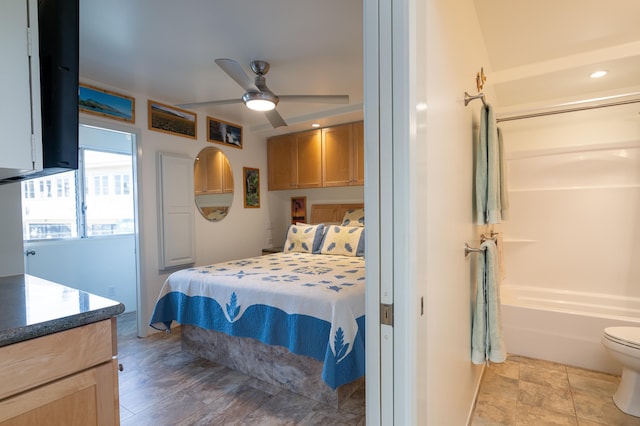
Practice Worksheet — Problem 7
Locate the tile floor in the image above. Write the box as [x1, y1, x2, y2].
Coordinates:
[115, 312, 365, 425]
[117, 313, 640, 425]
[471, 354, 640, 425]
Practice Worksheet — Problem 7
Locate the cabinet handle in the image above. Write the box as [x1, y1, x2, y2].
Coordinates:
[118, 363, 124, 372]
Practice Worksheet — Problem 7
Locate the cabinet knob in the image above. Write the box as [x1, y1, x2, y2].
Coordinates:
[118, 363, 124, 372]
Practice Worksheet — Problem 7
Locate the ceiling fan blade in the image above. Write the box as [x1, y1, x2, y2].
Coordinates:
[176, 99, 242, 109]
[215, 58, 259, 92]
[265, 109, 287, 128]
[277, 95, 349, 104]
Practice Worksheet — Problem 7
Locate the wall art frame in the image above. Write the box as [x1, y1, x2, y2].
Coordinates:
[79, 83, 135, 123]
[207, 116, 243, 149]
[148, 100, 197, 139]
[243, 167, 260, 208]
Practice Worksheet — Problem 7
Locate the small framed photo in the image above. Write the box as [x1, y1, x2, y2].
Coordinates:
[207, 116, 242, 149]
[79, 84, 135, 123]
[148, 100, 197, 139]
[291, 196, 307, 224]
[243, 167, 260, 208]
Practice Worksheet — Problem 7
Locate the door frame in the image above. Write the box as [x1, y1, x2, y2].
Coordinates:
[79, 117, 145, 337]
[364, 0, 418, 423]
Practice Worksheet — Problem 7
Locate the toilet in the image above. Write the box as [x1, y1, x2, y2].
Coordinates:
[602, 327, 640, 417]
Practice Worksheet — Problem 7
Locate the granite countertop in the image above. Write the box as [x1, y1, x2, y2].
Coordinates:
[0, 274, 125, 347]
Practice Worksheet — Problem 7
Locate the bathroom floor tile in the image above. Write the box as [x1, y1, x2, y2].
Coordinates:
[515, 401, 578, 426]
[568, 373, 620, 400]
[520, 363, 571, 391]
[473, 393, 517, 425]
[471, 354, 640, 426]
[518, 380, 575, 417]
[573, 392, 640, 426]
[480, 369, 520, 402]
[486, 357, 521, 380]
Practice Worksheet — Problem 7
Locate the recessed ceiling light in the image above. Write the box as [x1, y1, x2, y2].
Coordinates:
[311, 123, 321, 128]
[590, 70, 607, 79]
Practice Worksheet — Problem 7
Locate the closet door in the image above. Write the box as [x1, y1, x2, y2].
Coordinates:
[157, 152, 195, 269]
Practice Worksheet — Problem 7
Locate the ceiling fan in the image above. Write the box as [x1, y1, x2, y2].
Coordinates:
[177, 58, 349, 128]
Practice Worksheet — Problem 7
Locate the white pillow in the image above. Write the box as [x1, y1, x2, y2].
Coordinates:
[341, 208, 365, 227]
[283, 223, 325, 254]
[320, 225, 365, 257]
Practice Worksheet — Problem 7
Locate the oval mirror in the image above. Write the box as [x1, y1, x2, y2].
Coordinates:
[194, 147, 234, 221]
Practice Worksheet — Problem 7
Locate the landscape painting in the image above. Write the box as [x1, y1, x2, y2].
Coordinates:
[79, 84, 135, 123]
[243, 167, 260, 208]
[148, 100, 197, 139]
[207, 116, 242, 149]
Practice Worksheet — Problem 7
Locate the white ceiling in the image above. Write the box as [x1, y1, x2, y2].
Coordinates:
[79, 0, 640, 136]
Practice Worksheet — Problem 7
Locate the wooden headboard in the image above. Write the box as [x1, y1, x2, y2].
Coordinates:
[310, 203, 364, 224]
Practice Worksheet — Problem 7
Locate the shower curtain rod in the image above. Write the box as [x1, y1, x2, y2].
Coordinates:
[496, 97, 640, 123]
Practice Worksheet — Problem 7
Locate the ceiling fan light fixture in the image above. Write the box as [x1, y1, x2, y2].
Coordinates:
[243, 91, 278, 111]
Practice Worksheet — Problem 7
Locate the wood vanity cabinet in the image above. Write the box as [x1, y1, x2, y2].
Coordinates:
[194, 148, 234, 194]
[0, 319, 120, 425]
[322, 121, 364, 187]
[267, 129, 322, 190]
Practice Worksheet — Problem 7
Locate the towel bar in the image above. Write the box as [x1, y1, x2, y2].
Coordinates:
[464, 91, 486, 107]
[465, 243, 484, 257]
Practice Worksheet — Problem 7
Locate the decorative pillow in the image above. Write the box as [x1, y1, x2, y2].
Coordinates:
[284, 224, 325, 254]
[320, 225, 365, 257]
[341, 208, 365, 227]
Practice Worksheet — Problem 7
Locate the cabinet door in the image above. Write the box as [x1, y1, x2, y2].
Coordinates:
[295, 130, 322, 188]
[322, 123, 354, 187]
[353, 121, 365, 185]
[222, 155, 234, 193]
[267, 134, 296, 190]
[158, 152, 195, 269]
[0, 0, 41, 177]
[205, 149, 224, 194]
[0, 361, 118, 426]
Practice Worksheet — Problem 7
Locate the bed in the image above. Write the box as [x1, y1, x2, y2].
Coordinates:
[149, 203, 365, 407]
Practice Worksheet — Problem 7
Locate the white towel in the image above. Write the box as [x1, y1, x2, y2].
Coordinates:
[471, 239, 506, 364]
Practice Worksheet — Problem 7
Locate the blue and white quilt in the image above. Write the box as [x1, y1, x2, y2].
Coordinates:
[150, 252, 365, 390]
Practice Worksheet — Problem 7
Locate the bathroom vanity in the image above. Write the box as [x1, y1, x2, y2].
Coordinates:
[0, 274, 124, 425]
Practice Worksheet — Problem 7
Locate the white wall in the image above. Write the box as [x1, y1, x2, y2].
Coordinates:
[416, 0, 491, 423]
[24, 236, 137, 311]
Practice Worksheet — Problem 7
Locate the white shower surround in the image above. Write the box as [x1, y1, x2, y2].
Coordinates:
[499, 138, 640, 373]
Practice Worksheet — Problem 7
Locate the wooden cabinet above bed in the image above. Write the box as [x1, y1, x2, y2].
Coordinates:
[267, 121, 364, 191]
[267, 129, 322, 190]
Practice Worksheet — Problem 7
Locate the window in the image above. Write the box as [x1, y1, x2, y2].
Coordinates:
[21, 148, 134, 240]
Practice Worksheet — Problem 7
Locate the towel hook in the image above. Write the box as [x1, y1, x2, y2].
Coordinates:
[465, 243, 484, 257]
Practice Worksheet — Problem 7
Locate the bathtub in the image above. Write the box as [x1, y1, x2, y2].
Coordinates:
[500, 285, 640, 375]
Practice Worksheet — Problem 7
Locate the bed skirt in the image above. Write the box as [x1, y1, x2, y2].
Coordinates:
[181, 325, 364, 408]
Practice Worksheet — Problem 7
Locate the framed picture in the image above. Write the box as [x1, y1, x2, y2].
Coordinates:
[207, 116, 242, 149]
[243, 167, 260, 208]
[148, 100, 197, 139]
[291, 196, 307, 224]
[79, 84, 135, 123]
